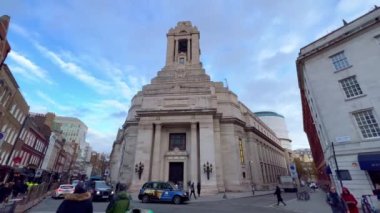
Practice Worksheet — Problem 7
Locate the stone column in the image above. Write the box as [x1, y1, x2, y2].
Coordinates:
[190, 123, 198, 183]
[130, 122, 154, 191]
[187, 38, 190, 63]
[191, 33, 200, 65]
[151, 124, 161, 180]
[247, 133, 263, 188]
[174, 39, 178, 63]
[199, 118, 218, 194]
[165, 35, 175, 66]
[213, 119, 225, 192]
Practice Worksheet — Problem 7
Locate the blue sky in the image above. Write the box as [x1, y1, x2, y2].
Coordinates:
[1, 0, 378, 153]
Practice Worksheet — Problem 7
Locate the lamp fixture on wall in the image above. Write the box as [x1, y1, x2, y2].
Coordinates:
[135, 162, 144, 180]
[203, 161, 213, 180]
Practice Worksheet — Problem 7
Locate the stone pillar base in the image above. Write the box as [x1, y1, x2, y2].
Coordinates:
[199, 185, 219, 195]
[129, 183, 143, 192]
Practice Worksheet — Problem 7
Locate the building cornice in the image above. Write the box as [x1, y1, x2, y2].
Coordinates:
[136, 108, 217, 117]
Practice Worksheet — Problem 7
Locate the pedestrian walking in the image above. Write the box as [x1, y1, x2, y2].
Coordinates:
[197, 182, 201, 197]
[274, 186, 286, 206]
[56, 182, 93, 213]
[326, 186, 347, 213]
[106, 184, 130, 213]
[190, 182, 196, 200]
[341, 187, 358, 213]
[0, 183, 12, 203]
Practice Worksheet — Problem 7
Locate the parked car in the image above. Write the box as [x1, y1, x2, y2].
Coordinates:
[138, 181, 189, 204]
[52, 184, 75, 199]
[88, 180, 114, 201]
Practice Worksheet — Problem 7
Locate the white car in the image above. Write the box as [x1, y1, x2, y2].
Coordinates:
[52, 184, 75, 199]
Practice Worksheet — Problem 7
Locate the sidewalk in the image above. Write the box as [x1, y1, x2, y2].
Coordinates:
[129, 190, 273, 203]
[276, 190, 330, 213]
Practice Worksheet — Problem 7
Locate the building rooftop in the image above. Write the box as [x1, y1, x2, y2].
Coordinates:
[254, 111, 284, 118]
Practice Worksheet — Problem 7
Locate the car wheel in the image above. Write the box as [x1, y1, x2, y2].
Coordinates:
[173, 196, 181, 204]
[142, 195, 150, 203]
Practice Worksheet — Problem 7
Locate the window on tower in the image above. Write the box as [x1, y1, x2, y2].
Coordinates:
[178, 39, 187, 53]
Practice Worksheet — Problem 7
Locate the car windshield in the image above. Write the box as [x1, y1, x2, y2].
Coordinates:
[168, 182, 176, 190]
[60, 185, 74, 189]
[95, 181, 110, 188]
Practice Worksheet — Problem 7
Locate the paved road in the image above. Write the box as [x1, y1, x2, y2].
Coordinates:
[28, 193, 297, 213]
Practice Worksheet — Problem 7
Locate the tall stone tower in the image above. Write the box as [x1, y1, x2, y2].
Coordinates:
[165, 21, 201, 67]
[110, 21, 288, 195]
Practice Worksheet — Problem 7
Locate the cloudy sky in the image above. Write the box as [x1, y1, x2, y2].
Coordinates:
[1, 0, 378, 153]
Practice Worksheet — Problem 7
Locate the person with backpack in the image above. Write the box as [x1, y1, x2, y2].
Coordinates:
[106, 184, 130, 213]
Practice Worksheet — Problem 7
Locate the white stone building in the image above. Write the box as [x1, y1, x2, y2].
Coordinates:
[41, 131, 64, 171]
[254, 111, 292, 150]
[110, 21, 288, 193]
[54, 116, 88, 176]
[255, 111, 292, 175]
[296, 7, 380, 199]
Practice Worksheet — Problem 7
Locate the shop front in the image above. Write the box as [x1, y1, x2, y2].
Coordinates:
[358, 152, 380, 189]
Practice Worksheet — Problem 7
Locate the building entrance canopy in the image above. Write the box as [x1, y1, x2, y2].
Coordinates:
[358, 152, 380, 171]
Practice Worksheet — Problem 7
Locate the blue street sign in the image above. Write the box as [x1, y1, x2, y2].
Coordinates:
[0, 132, 5, 141]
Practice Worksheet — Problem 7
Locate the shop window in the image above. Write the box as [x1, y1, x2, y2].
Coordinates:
[336, 170, 352, 180]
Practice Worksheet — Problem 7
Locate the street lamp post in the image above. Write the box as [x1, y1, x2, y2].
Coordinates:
[331, 142, 343, 189]
[248, 160, 255, 196]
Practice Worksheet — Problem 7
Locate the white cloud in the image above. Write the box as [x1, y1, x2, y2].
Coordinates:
[8, 51, 53, 84]
[35, 90, 73, 112]
[33, 42, 113, 93]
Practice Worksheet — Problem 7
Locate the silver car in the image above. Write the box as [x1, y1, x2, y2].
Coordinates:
[52, 184, 75, 198]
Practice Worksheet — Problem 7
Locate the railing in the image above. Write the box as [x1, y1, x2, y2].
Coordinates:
[0, 182, 60, 213]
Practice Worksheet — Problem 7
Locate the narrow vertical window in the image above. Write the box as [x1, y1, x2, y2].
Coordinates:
[239, 138, 245, 164]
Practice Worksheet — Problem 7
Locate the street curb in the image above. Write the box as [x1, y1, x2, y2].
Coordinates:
[14, 190, 53, 213]
[130, 191, 275, 203]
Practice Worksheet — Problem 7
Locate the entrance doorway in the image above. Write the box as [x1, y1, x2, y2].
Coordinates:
[169, 162, 184, 185]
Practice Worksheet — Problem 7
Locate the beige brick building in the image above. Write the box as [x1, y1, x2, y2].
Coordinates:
[0, 64, 29, 168]
[110, 21, 288, 193]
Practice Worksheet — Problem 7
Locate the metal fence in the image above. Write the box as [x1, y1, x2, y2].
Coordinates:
[0, 182, 60, 213]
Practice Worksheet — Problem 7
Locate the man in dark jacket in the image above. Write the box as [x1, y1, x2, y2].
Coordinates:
[327, 186, 347, 213]
[274, 186, 286, 206]
[197, 182, 201, 197]
[106, 184, 130, 213]
[56, 182, 93, 213]
[0, 183, 12, 203]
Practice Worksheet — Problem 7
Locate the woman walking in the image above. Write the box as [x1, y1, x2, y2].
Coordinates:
[274, 186, 286, 206]
[341, 187, 358, 213]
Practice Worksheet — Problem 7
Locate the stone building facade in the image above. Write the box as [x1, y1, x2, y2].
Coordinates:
[296, 7, 380, 199]
[110, 21, 288, 193]
[0, 64, 29, 167]
[0, 15, 11, 66]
